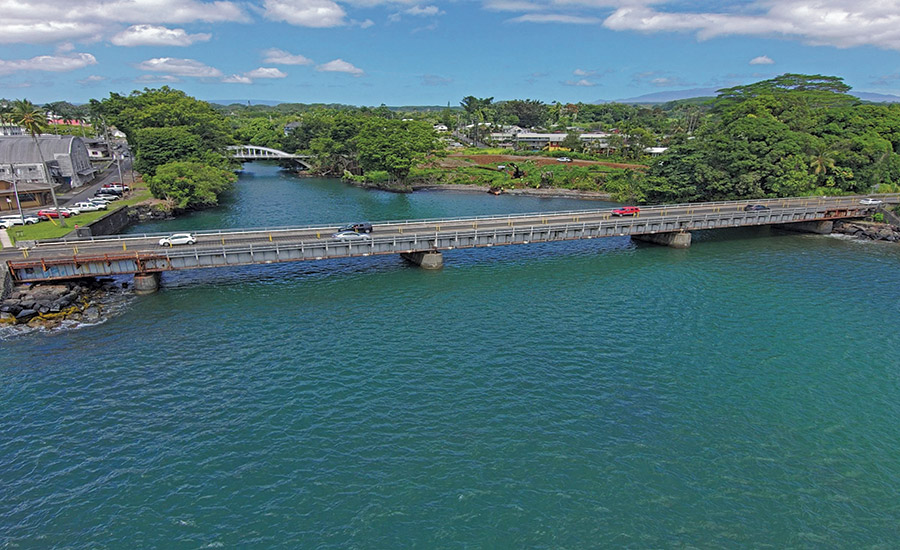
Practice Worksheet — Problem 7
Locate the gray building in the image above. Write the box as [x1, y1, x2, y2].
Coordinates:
[0, 135, 96, 189]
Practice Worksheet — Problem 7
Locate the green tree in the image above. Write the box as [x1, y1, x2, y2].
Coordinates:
[132, 126, 203, 175]
[147, 161, 236, 210]
[561, 131, 581, 152]
[354, 119, 440, 184]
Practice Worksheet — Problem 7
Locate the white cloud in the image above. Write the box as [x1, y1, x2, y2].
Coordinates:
[136, 57, 223, 77]
[510, 14, 603, 24]
[262, 48, 314, 65]
[135, 74, 182, 83]
[223, 74, 253, 84]
[0, 53, 98, 76]
[0, 0, 247, 44]
[56, 42, 76, 53]
[246, 67, 288, 78]
[749, 55, 775, 65]
[483, 0, 543, 12]
[316, 58, 364, 76]
[405, 5, 444, 16]
[563, 78, 596, 87]
[355, 18, 375, 28]
[111, 25, 212, 46]
[263, 0, 347, 27]
[601, 1, 900, 52]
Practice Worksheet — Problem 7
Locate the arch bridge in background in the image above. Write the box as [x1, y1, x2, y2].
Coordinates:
[227, 145, 313, 170]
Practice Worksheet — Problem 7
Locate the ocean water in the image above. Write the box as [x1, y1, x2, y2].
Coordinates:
[3, 163, 900, 548]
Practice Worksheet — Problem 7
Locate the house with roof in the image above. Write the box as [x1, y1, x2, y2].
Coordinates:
[0, 135, 97, 190]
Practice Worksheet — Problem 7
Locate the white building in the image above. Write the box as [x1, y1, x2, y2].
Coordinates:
[0, 124, 24, 137]
[0, 136, 97, 189]
[488, 131, 614, 150]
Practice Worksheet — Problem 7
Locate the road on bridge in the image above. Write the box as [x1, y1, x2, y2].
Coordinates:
[3, 195, 886, 265]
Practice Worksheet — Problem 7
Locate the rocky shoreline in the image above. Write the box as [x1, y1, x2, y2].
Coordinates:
[0, 279, 129, 331]
[833, 220, 900, 242]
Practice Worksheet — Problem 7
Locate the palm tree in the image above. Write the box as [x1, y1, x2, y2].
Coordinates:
[809, 149, 836, 178]
[13, 99, 65, 226]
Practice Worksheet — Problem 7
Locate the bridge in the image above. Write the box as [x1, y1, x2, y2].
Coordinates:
[227, 145, 313, 169]
[4, 195, 896, 293]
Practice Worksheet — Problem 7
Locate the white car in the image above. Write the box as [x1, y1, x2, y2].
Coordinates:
[159, 233, 197, 246]
[859, 198, 883, 205]
[0, 214, 39, 225]
[72, 201, 107, 212]
[61, 207, 81, 215]
[332, 230, 371, 240]
[0, 219, 14, 229]
[557, 157, 572, 162]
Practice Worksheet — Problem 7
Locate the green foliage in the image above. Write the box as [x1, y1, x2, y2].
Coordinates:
[133, 127, 203, 175]
[354, 119, 441, 183]
[93, 87, 233, 175]
[630, 73, 900, 203]
[147, 161, 237, 210]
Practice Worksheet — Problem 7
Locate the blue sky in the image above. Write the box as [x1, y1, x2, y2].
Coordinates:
[2, 0, 900, 106]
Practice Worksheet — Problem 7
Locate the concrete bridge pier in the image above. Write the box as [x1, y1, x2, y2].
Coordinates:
[776, 220, 833, 234]
[133, 272, 161, 294]
[633, 231, 692, 249]
[401, 251, 444, 269]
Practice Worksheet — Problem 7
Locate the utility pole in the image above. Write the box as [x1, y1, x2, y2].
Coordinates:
[10, 164, 25, 222]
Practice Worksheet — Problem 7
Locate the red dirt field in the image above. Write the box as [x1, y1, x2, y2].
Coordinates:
[438, 154, 647, 170]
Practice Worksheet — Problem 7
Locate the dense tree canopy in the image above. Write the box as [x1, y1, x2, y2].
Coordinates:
[147, 161, 237, 210]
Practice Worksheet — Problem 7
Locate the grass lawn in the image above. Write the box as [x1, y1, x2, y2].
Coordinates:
[4, 189, 153, 246]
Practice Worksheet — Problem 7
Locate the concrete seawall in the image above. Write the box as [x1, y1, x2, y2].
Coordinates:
[69, 207, 133, 239]
[0, 263, 12, 300]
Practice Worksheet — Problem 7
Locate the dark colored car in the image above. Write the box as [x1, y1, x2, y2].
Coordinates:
[338, 222, 373, 234]
[744, 204, 770, 211]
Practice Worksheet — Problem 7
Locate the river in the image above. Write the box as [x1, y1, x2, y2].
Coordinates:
[3, 162, 900, 547]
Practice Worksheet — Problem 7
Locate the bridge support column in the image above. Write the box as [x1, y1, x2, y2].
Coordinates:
[133, 272, 160, 295]
[632, 231, 692, 249]
[401, 251, 444, 269]
[776, 220, 833, 234]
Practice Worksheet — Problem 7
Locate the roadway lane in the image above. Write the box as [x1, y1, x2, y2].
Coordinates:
[9, 195, 882, 263]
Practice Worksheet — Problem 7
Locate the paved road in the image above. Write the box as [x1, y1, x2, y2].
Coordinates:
[5, 195, 884, 263]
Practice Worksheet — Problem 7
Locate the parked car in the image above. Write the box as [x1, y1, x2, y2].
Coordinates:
[337, 222, 373, 234]
[102, 184, 130, 192]
[37, 209, 72, 219]
[612, 206, 640, 216]
[744, 204, 770, 211]
[0, 219, 14, 229]
[557, 157, 572, 163]
[860, 198, 883, 205]
[332, 230, 372, 240]
[158, 233, 196, 246]
[95, 188, 122, 196]
[72, 201, 107, 212]
[0, 214, 39, 225]
[94, 192, 121, 201]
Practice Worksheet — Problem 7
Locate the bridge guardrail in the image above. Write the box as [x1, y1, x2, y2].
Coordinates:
[26, 194, 892, 249]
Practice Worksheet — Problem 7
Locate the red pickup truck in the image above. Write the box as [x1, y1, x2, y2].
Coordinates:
[612, 206, 640, 216]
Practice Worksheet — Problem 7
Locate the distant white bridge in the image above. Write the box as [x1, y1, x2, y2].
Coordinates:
[227, 145, 312, 169]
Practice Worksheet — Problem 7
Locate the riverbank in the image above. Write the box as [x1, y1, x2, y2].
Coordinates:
[0, 279, 130, 332]
[348, 179, 615, 201]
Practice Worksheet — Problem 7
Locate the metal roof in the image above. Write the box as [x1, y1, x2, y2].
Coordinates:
[0, 135, 81, 164]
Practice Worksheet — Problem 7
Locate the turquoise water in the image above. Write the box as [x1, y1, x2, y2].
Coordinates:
[3, 163, 900, 548]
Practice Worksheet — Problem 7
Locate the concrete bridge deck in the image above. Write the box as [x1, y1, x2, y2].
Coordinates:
[4, 195, 897, 288]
